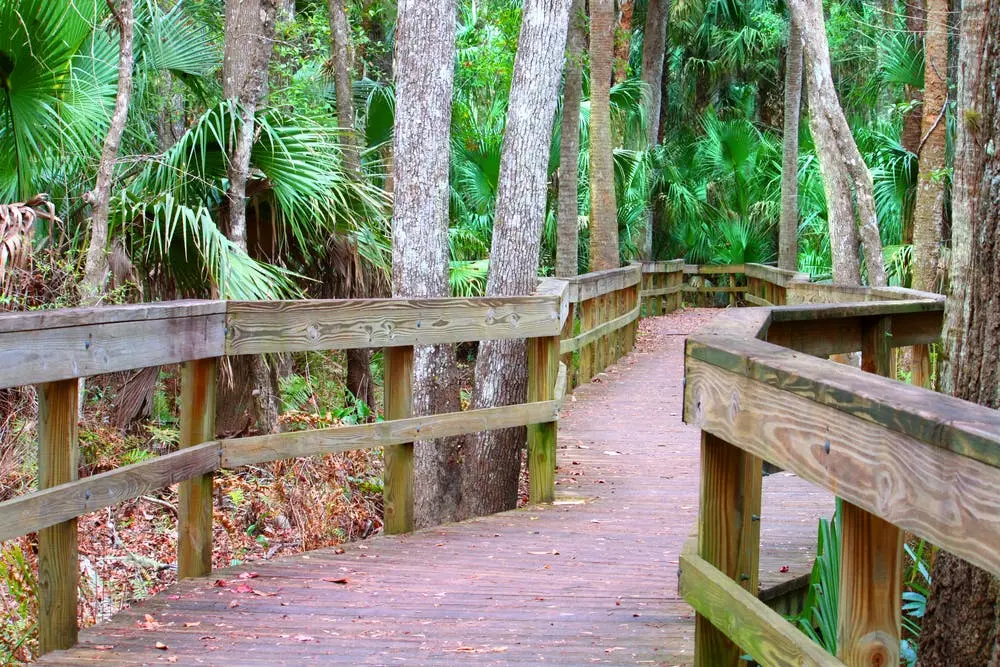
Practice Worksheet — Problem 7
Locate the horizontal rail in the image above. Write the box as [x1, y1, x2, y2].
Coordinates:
[562, 265, 641, 303]
[560, 303, 640, 354]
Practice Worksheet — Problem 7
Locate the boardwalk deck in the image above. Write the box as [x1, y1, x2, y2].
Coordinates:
[39, 310, 832, 666]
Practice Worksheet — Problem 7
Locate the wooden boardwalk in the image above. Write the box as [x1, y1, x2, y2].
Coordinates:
[40, 309, 832, 666]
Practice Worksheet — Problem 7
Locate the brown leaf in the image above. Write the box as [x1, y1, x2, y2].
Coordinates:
[92, 645, 114, 650]
[228, 600, 241, 609]
[238, 572, 259, 580]
[184, 622, 201, 628]
[154, 641, 168, 650]
[322, 577, 349, 585]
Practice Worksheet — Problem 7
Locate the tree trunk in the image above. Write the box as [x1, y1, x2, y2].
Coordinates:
[461, 0, 571, 519]
[328, 0, 374, 411]
[613, 0, 635, 84]
[392, 0, 463, 528]
[920, 2, 1000, 661]
[788, 0, 886, 286]
[556, 0, 585, 277]
[589, 0, 620, 271]
[80, 0, 134, 306]
[900, 0, 925, 244]
[778, 17, 802, 271]
[221, 0, 280, 436]
[910, 0, 947, 293]
[640, 0, 669, 259]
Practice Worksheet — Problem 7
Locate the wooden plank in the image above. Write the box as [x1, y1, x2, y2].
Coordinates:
[534, 277, 571, 328]
[37, 380, 80, 655]
[684, 357, 1000, 577]
[559, 303, 641, 355]
[225, 297, 562, 355]
[564, 266, 641, 303]
[580, 297, 596, 382]
[684, 264, 747, 275]
[178, 359, 218, 579]
[837, 316, 901, 667]
[679, 540, 845, 667]
[770, 299, 942, 323]
[222, 401, 561, 468]
[527, 336, 558, 504]
[683, 285, 746, 294]
[744, 294, 770, 307]
[766, 310, 942, 357]
[743, 264, 810, 287]
[0, 443, 221, 542]
[554, 362, 568, 404]
[558, 302, 576, 390]
[639, 285, 684, 297]
[636, 259, 685, 274]
[685, 332, 1000, 469]
[383, 346, 414, 535]
[0, 300, 225, 333]
[0, 313, 226, 390]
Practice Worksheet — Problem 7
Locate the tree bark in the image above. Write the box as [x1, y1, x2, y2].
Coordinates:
[640, 0, 669, 259]
[80, 0, 134, 306]
[556, 0, 586, 277]
[788, 0, 887, 286]
[392, 0, 463, 528]
[613, 0, 635, 84]
[461, 0, 571, 519]
[900, 0, 925, 245]
[778, 17, 802, 271]
[910, 0, 947, 293]
[919, 0, 1000, 662]
[589, 0, 620, 271]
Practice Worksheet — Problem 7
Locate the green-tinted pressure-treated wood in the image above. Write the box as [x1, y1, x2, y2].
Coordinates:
[178, 358, 218, 579]
[383, 345, 414, 534]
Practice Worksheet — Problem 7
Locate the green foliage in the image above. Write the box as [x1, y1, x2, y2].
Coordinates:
[0, 543, 38, 663]
[792, 499, 842, 656]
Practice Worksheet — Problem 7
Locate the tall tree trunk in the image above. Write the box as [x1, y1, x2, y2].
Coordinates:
[462, 0, 571, 519]
[778, 17, 802, 271]
[328, 0, 374, 410]
[910, 0, 947, 293]
[392, 0, 463, 528]
[557, 0, 586, 277]
[788, 0, 887, 286]
[919, 0, 1000, 661]
[220, 0, 280, 436]
[589, 0, 620, 271]
[900, 0, 925, 244]
[640, 0, 669, 259]
[613, 0, 635, 83]
[80, 0, 134, 306]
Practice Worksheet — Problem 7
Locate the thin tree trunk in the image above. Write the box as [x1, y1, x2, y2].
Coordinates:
[641, 0, 669, 259]
[80, 0, 134, 306]
[788, 0, 886, 285]
[778, 17, 802, 271]
[556, 0, 585, 277]
[900, 0, 925, 244]
[328, 0, 374, 410]
[613, 0, 635, 83]
[393, 0, 463, 528]
[589, 0, 620, 271]
[920, 2, 1000, 661]
[910, 0, 947, 293]
[462, 0, 571, 519]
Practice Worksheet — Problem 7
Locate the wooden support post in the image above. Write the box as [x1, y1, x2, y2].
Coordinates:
[627, 284, 638, 353]
[910, 344, 931, 388]
[671, 271, 682, 311]
[615, 287, 626, 363]
[641, 272, 651, 317]
[527, 335, 558, 503]
[728, 273, 736, 307]
[837, 316, 902, 667]
[383, 345, 414, 534]
[580, 297, 596, 383]
[656, 271, 665, 315]
[37, 379, 79, 654]
[560, 302, 576, 390]
[178, 358, 218, 579]
[595, 294, 607, 373]
[695, 432, 762, 667]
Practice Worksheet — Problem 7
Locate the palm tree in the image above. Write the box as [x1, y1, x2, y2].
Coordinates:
[588, 0, 620, 270]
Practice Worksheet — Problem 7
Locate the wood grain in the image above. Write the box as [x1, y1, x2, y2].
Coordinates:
[178, 359, 218, 579]
[0, 300, 225, 333]
[37, 380, 80, 654]
[383, 346, 414, 535]
[225, 297, 562, 355]
[563, 265, 641, 303]
[527, 336, 558, 503]
[559, 303, 640, 354]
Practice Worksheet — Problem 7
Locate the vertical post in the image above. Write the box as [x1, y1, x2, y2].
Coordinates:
[580, 297, 596, 383]
[37, 379, 80, 654]
[527, 335, 558, 503]
[641, 270, 651, 317]
[615, 287, 626, 362]
[627, 284, 638, 352]
[178, 358, 218, 579]
[655, 271, 665, 315]
[559, 302, 576, 390]
[728, 272, 736, 307]
[838, 316, 902, 667]
[670, 270, 682, 311]
[596, 294, 607, 373]
[911, 344, 931, 388]
[695, 432, 761, 667]
[383, 345, 414, 534]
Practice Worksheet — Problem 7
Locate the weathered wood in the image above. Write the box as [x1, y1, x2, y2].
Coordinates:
[695, 433, 761, 666]
[679, 539, 845, 667]
[37, 380, 80, 654]
[178, 358, 218, 579]
[684, 357, 1000, 577]
[636, 258, 685, 273]
[765, 310, 942, 357]
[559, 303, 640, 354]
[639, 284, 684, 297]
[0, 313, 226, 390]
[534, 277, 571, 328]
[564, 265, 641, 303]
[223, 400, 561, 468]
[743, 263, 810, 287]
[684, 264, 747, 275]
[383, 346, 414, 535]
[225, 297, 562, 355]
[558, 302, 576, 389]
[615, 287, 626, 361]
[0, 443, 221, 542]
[683, 285, 746, 294]
[579, 297, 596, 382]
[836, 316, 901, 666]
[0, 300, 225, 333]
[527, 336, 559, 503]
[744, 293, 770, 307]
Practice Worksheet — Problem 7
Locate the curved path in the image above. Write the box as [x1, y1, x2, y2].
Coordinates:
[41, 310, 831, 666]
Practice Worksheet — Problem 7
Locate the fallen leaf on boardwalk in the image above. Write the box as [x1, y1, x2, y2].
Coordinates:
[228, 600, 241, 609]
[238, 572, 259, 580]
[252, 589, 278, 597]
[527, 550, 559, 555]
[323, 577, 349, 584]
[779, 565, 790, 573]
[603, 451, 622, 456]
[213, 580, 227, 588]
[605, 647, 625, 653]
[184, 622, 201, 628]
[450, 646, 508, 653]
[233, 583, 255, 594]
[154, 642, 168, 650]
[292, 634, 316, 642]
[334, 548, 345, 555]
[167, 657, 178, 663]
[138, 614, 160, 630]
[92, 645, 114, 650]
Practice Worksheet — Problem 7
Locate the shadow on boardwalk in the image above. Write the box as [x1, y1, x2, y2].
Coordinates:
[41, 309, 831, 666]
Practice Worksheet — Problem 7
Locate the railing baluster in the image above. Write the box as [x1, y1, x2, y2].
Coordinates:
[37, 379, 80, 654]
[838, 316, 902, 666]
[528, 334, 559, 503]
[383, 345, 414, 534]
[178, 358, 218, 579]
[559, 301, 576, 390]
[580, 297, 596, 382]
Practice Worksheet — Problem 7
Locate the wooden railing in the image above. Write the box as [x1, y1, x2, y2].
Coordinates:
[0, 287, 574, 653]
[680, 281, 1000, 666]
